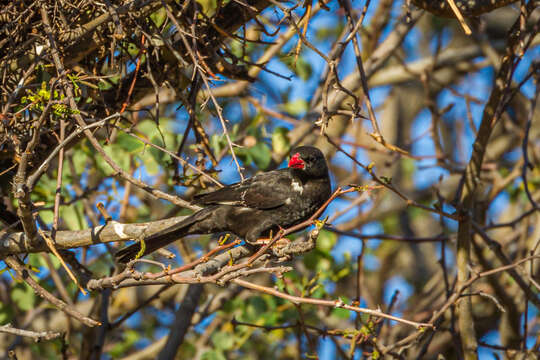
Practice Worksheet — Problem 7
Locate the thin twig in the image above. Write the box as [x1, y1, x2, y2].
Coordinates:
[3, 256, 100, 327]
[232, 278, 432, 329]
[0, 323, 62, 342]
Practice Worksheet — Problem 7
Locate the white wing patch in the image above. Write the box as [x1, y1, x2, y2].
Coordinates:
[218, 201, 242, 206]
[291, 180, 303, 194]
[285, 197, 292, 205]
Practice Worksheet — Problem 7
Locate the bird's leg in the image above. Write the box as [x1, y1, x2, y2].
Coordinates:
[252, 238, 290, 249]
[252, 239, 271, 245]
[273, 225, 290, 248]
[252, 237, 272, 245]
[250, 227, 276, 245]
[246, 226, 272, 245]
[252, 226, 290, 248]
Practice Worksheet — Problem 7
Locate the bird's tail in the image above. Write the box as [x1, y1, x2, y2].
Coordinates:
[115, 212, 204, 263]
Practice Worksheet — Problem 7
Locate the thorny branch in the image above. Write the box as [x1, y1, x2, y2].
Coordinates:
[0, 324, 62, 342]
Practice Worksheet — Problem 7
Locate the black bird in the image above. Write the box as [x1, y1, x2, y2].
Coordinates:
[116, 146, 331, 263]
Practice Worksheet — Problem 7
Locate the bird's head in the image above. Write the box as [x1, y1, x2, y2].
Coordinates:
[288, 146, 329, 178]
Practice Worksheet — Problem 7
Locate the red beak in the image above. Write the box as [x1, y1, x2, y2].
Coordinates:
[288, 153, 305, 169]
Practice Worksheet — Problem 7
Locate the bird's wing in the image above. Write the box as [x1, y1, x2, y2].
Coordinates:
[193, 170, 293, 209]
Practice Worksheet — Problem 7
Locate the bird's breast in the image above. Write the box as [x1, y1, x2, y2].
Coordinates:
[290, 180, 304, 194]
[285, 178, 331, 218]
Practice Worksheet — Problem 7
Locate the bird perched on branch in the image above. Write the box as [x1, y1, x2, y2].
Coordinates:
[116, 146, 331, 263]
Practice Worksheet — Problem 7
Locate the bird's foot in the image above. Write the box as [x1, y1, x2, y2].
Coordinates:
[252, 238, 271, 245]
[253, 237, 291, 249]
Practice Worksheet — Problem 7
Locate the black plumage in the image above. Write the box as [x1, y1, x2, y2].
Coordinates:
[116, 146, 331, 263]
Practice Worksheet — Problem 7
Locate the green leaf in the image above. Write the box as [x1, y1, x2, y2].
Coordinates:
[315, 23, 345, 41]
[109, 330, 140, 357]
[234, 147, 253, 166]
[116, 133, 144, 154]
[60, 202, 84, 230]
[28, 253, 60, 270]
[292, 57, 312, 81]
[246, 296, 267, 321]
[221, 297, 244, 314]
[272, 127, 290, 156]
[280, 56, 312, 81]
[303, 251, 318, 270]
[212, 331, 235, 350]
[126, 43, 139, 57]
[279, 99, 308, 116]
[249, 142, 271, 169]
[140, 152, 160, 176]
[331, 307, 350, 319]
[39, 210, 54, 225]
[316, 229, 337, 253]
[33, 174, 56, 200]
[27, 254, 42, 269]
[198, 0, 218, 15]
[211, 134, 223, 155]
[11, 282, 36, 311]
[381, 215, 399, 234]
[275, 277, 286, 292]
[49, 254, 61, 270]
[310, 284, 326, 298]
[333, 267, 350, 281]
[137, 118, 169, 135]
[303, 251, 332, 273]
[150, 8, 167, 27]
[103, 144, 129, 171]
[402, 158, 415, 177]
[149, 135, 166, 163]
[201, 350, 227, 360]
[0, 303, 13, 324]
[229, 38, 244, 59]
